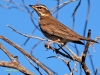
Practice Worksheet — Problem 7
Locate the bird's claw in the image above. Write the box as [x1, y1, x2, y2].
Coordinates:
[45, 43, 50, 49]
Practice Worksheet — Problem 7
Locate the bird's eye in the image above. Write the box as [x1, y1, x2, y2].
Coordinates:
[38, 7, 42, 10]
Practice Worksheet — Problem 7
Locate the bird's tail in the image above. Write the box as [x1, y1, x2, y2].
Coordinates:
[80, 37, 98, 43]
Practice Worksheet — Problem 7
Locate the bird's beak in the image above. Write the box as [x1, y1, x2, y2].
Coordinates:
[29, 5, 35, 9]
[29, 5, 32, 7]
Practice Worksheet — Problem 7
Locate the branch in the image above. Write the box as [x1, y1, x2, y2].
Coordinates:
[0, 35, 53, 75]
[0, 43, 34, 75]
[81, 29, 91, 75]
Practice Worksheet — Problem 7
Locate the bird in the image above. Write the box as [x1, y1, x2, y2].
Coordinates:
[29, 4, 98, 47]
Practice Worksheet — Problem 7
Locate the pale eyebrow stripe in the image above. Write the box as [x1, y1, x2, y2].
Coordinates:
[35, 5, 49, 10]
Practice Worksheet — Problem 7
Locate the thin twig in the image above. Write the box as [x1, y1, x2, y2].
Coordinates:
[51, 0, 75, 14]
[72, 0, 81, 30]
[83, 0, 90, 37]
[25, 56, 43, 75]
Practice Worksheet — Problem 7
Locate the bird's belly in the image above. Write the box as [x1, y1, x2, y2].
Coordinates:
[42, 31, 67, 44]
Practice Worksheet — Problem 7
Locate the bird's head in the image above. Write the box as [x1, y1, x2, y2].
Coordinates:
[29, 4, 51, 17]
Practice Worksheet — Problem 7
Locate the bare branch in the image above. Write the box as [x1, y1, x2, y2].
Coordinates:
[0, 43, 34, 75]
[0, 35, 53, 75]
[81, 29, 91, 75]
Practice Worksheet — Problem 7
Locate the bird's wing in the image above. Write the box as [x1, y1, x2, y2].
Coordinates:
[39, 16, 81, 41]
[47, 17, 81, 41]
[39, 16, 97, 44]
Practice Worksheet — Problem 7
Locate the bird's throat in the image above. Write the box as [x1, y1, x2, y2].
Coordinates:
[39, 14, 50, 19]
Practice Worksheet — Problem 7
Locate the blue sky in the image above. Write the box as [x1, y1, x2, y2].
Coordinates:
[0, 0, 100, 75]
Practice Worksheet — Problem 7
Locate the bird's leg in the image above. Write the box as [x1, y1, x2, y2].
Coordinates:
[45, 39, 61, 49]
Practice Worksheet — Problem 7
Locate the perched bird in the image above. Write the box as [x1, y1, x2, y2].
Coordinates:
[29, 4, 97, 46]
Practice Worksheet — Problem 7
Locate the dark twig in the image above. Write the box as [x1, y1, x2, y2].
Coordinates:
[58, 45, 70, 56]
[72, 0, 81, 30]
[64, 45, 82, 62]
[83, 0, 90, 37]
[51, 0, 75, 14]
[31, 40, 42, 56]
[55, 0, 60, 19]
[47, 55, 72, 75]
[45, 45, 73, 60]
[81, 29, 91, 75]
[57, 57, 72, 74]
[94, 68, 98, 75]
[26, 56, 43, 75]
[23, 28, 37, 45]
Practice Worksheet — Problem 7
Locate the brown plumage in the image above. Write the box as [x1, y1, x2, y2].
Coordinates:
[29, 4, 97, 45]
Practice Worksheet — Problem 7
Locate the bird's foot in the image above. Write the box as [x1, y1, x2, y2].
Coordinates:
[45, 43, 50, 49]
[45, 39, 61, 49]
